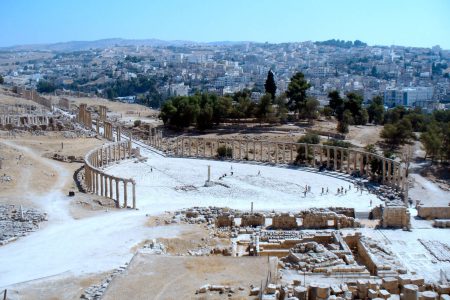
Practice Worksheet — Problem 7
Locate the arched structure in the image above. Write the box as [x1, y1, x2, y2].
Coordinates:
[84, 140, 137, 208]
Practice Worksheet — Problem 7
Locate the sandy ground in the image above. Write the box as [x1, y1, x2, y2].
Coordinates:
[103, 255, 273, 300]
[4, 272, 108, 300]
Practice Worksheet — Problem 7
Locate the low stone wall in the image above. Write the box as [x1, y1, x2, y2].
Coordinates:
[241, 213, 265, 227]
[417, 206, 450, 220]
[272, 213, 298, 229]
[300, 210, 359, 229]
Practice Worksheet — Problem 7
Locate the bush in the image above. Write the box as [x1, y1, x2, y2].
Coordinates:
[217, 146, 233, 158]
[134, 119, 142, 127]
[297, 133, 320, 144]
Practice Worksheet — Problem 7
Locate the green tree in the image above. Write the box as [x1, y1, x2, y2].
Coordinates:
[327, 90, 344, 119]
[286, 72, 311, 119]
[264, 70, 277, 100]
[420, 123, 442, 162]
[274, 94, 288, 123]
[296, 133, 320, 163]
[37, 80, 56, 93]
[367, 96, 384, 124]
[301, 97, 320, 123]
[0, 75, 4, 84]
[256, 93, 273, 122]
[337, 110, 352, 133]
[380, 119, 414, 149]
[159, 100, 177, 125]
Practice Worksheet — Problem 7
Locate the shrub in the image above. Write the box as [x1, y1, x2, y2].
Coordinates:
[217, 146, 233, 158]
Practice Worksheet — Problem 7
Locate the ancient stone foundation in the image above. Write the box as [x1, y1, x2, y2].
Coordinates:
[381, 206, 411, 229]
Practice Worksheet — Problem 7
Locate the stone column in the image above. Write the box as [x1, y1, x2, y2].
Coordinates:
[359, 152, 364, 175]
[260, 141, 263, 161]
[115, 179, 120, 208]
[340, 149, 344, 172]
[334, 147, 337, 170]
[188, 138, 192, 157]
[253, 141, 256, 161]
[290, 144, 294, 163]
[196, 139, 199, 157]
[132, 182, 136, 209]
[246, 141, 249, 160]
[239, 140, 242, 160]
[274, 143, 278, 164]
[123, 181, 128, 208]
[100, 174, 104, 196]
[304, 144, 308, 166]
[366, 154, 370, 175]
[387, 160, 392, 184]
[108, 177, 113, 199]
[382, 159, 386, 183]
[347, 150, 352, 174]
[283, 143, 286, 163]
[326, 147, 330, 168]
[320, 146, 323, 165]
[312, 146, 316, 168]
[104, 175, 108, 197]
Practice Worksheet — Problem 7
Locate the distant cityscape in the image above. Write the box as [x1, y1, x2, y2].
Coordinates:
[1, 38, 449, 112]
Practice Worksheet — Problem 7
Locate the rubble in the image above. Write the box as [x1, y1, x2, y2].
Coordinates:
[0, 204, 47, 245]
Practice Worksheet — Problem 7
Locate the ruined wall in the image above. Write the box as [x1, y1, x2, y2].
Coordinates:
[300, 210, 359, 229]
[381, 206, 410, 229]
[272, 213, 297, 229]
[241, 213, 265, 227]
[417, 206, 450, 220]
[216, 214, 235, 227]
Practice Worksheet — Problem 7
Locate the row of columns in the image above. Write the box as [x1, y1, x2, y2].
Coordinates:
[98, 105, 107, 121]
[84, 140, 136, 208]
[148, 127, 163, 149]
[0, 115, 51, 126]
[173, 137, 405, 190]
[77, 103, 92, 128]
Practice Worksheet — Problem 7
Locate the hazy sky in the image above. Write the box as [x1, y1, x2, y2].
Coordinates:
[1, 0, 449, 48]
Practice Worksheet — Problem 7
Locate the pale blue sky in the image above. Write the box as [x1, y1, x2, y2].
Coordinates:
[1, 0, 449, 48]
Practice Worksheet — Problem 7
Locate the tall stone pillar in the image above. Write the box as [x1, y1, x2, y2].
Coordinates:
[115, 179, 120, 208]
[290, 144, 294, 163]
[320, 146, 323, 165]
[123, 181, 128, 208]
[283, 143, 286, 163]
[188, 138, 192, 157]
[132, 182, 136, 209]
[387, 160, 392, 184]
[347, 150, 352, 174]
[246, 141, 249, 160]
[109, 177, 113, 199]
[275, 143, 279, 164]
[304, 144, 308, 166]
[100, 174, 104, 196]
[312, 146, 316, 168]
[334, 147, 337, 170]
[327, 147, 330, 168]
[104, 175, 108, 197]
[340, 149, 344, 172]
[260, 142, 263, 161]
[382, 159, 386, 183]
[239, 140, 242, 160]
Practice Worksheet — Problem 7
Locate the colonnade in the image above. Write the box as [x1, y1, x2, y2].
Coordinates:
[172, 137, 406, 191]
[0, 115, 51, 127]
[148, 127, 163, 149]
[98, 105, 107, 120]
[84, 140, 137, 208]
[77, 103, 92, 128]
